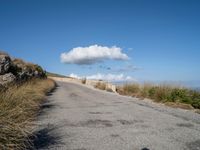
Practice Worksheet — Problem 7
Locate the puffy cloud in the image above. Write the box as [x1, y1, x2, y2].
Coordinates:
[69, 73, 135, 82]
[61, 45, 129, 65]
[69, 73, 81, 79]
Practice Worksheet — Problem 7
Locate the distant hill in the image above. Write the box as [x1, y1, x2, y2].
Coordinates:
[46, 72, 70, 78]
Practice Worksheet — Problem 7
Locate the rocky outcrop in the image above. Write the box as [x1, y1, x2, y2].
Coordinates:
[0, 73, 16, 85]
[0, 54, 12, 75]
[0, 52, 46, 87]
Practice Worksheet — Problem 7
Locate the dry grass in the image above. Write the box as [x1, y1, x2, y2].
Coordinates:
[0, 51, 9, 55]
[117, 83, 200, 110]
[106, 88, 114, 92]
[195, 109, 200, 114]
[95, 82, 106, 90]
[13, 58, 43, 71]
[164, 102, 194, 110]
[122, 84, 140, 97]
[81, 78, 87, 84]
[0, 78, 56, 149]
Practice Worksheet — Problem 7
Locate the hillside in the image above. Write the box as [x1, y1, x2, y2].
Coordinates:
[0, 52, 46, 87]
[0, 52, 56, 149]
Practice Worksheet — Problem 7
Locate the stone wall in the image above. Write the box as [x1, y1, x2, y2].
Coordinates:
[49, 76, 117, 92]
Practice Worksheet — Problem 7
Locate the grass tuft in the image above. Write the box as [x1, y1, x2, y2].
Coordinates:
[0, 78, 56, 149]
[95, 82, 106, 90]
[81, 78, 87, 84]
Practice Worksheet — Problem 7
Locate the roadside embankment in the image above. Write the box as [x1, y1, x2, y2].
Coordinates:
[0, 52, 56, 149]
[117, 83, 200, 112]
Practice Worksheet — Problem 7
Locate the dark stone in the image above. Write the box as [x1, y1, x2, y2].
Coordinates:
[0, 73, 16, 85]
[0, 54, 12, 75]
[0, 52, 46, 86]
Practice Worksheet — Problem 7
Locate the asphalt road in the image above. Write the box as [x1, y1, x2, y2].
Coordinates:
[33, 81, 200, 150]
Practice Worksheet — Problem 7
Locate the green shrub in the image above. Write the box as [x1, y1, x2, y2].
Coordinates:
[140, 83, 152, 98]
[117, 83, 200, 110]
[170, 88, 187, 102]
[191, 93, 200, 109]
[154, 86, 169, 102]
[148, 86, 158, 99]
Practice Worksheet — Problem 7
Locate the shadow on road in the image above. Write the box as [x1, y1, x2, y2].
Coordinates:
[27, 125, 62, 150]
[27, 83, 63, 149]
[37, 83, 59, 116]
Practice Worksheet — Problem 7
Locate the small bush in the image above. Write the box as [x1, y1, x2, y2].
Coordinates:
[122, 83, 140, 96]
[95, 82, 106, 90]
[170, 88, 187, 102]
[106, 88, 113, 92]
[140, 83, 152, 98]
[153, 86, 172, 102]
[81, 78, 86, 84]
[148, 86, 158, 98]
[191, 100, 200, 109]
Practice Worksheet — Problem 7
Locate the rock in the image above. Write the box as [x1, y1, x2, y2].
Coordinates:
[0, 54, 12, 75]
[34, 70, 39, 77]
[0, 73, 16, 85]
[0, 52, 46, 86]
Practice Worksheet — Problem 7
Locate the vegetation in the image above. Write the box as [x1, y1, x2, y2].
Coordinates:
[46, 72, 68, 78]
[95, 82, 106, 90]
[106, 88, 114, 92]
[0, 78, 56, 149]
[117, 83, 200, 110]
[81, 78, 87, 84]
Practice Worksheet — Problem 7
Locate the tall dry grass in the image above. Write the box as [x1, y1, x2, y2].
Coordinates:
[117, 83, 200, 110]
[0, 78, 56, 149]
[95, 82, 106, 90]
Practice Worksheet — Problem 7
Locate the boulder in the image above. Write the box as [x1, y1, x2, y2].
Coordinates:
[0, 52, 46, 86]
[0, 73, 16, 85]
[0, 54, 12, 75]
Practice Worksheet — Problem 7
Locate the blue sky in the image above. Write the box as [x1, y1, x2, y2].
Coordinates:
[0, 0, 200, 84]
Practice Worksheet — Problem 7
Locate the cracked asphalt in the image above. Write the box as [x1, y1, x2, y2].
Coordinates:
[33, 81, 200, 150]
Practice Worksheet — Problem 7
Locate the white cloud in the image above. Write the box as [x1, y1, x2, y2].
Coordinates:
[69, 73, 135, 82]
[69, 73, 81, 79]
[61, 45, 129, 65]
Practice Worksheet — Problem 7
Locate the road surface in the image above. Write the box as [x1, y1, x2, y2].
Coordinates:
[32, 81, 200, 150]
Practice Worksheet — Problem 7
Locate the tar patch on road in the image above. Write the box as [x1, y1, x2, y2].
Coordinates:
[110, 134, 120, 137]
[176, 123, 194, 128]
[64, 119, 113, 128]
[69, 92, 79, 97]
[117, 119, 135, 125]
[186, 139, 200, 150]
[88, 112, 103, 114]
[117, 119, 144, 125]
[141, 148, 150, 150]
[81, 119, 113, 128]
